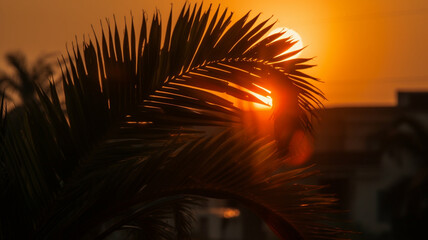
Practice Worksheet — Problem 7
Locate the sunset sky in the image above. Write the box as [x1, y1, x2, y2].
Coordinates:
[1, 0, 427, 106]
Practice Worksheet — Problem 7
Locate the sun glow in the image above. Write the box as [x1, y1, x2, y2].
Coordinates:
[269, 27, 304, 59]
[240, 28, 304, 111]
[251, 93, 272, 109]
[248, 83, 273, 110]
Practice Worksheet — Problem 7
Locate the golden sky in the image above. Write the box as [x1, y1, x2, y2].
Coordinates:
[1, 0, 427, 106]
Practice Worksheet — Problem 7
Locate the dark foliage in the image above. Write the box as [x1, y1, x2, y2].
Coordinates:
[0, 51, 55, 104]
[0, 3, 347, 240]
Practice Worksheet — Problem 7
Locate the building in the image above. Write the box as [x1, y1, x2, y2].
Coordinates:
[309, 91, 428, 239]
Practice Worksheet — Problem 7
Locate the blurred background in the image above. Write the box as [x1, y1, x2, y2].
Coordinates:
[1, 0, 427, 239]
[187, 91, 428, 240]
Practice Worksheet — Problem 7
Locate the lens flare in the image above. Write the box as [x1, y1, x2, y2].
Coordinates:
[287, 130, 314, 166]
[209, 207, 241, 219]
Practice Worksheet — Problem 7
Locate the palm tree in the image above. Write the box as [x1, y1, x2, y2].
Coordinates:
[0, 3, 345, 240]
[0, 51, 55, 105]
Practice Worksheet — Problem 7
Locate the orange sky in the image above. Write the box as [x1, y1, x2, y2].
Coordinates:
[1, 0, 427, 106]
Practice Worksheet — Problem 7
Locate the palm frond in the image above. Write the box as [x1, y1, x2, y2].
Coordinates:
[0, 3, 346, 240]
[56, 3, 323, 156]
[36, 131, 345, 239]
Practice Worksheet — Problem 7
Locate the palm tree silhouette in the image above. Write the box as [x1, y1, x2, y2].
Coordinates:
[0, 3, 344, 240]
[0, 51, 55, 105]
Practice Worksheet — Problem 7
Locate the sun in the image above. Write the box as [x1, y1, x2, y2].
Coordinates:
[244, 28, 304, 111]
[230, 27, 304, 112]
[269, 27, 304, 59]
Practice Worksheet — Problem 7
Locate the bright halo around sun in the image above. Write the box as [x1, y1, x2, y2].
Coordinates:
[233, 28, 304, 112]
[269, 27, 304, 59]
